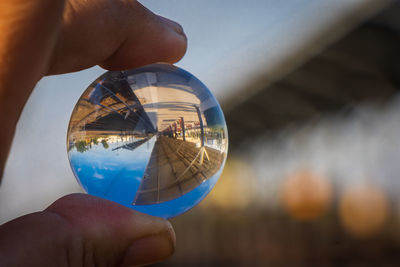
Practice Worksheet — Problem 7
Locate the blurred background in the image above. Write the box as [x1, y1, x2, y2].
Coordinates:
[1, 0, 400, 265]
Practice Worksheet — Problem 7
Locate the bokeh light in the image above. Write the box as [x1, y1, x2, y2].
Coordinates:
[339, 182, 389, 238]
[201, 157, 257, 210]
[281, 169, 332, 221]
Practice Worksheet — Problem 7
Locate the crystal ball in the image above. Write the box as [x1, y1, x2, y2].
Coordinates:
[67, 63, 228, 218]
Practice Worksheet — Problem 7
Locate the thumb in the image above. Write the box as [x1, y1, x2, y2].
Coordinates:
[0, 194, 175, 267]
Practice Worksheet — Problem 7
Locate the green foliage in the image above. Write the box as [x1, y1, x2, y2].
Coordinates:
[101, 139, 109, 149]
[92, 137, 99, 145]
[75, 140, 88, 153]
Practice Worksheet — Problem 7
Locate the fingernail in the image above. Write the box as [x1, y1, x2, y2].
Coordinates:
[158, 15, 186, 37]
[121, 227, 176, 266]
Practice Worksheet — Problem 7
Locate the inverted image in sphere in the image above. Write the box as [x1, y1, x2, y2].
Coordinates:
[67, 63, 228, 218]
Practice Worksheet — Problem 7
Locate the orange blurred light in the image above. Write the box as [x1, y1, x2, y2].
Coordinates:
[201, 158, 256, 210]
[281, 169, 332, 221]
[339, 183, 388, 238]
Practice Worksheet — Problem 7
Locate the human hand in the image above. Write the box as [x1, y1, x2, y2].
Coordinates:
[0, 194, 176, 266]
[0, 0, 187, 266]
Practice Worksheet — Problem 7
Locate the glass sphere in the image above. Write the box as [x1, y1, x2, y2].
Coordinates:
[67, 63, 228, 218]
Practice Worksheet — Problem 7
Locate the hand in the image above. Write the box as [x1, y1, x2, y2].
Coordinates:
[0, 0, 187, 266]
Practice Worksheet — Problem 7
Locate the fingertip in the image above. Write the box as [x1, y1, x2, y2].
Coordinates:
[47, 0, 187, 74]
[46, 193, 170, 235]
[121, 226, 176, 266]
[100, 14, 187, 70]
[157, 15, 186, 36]
[46, 194, 176, 266]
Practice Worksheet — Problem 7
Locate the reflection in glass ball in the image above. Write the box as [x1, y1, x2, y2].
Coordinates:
[67, 63, 228, 218]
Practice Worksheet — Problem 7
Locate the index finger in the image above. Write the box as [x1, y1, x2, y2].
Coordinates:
[48, 0, 187, 74]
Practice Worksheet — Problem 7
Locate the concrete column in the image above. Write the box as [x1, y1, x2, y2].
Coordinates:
[195, 106, 204, 147]
[180, 117, 186, 141]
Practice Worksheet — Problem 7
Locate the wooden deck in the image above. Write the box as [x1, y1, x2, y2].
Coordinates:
[133, 136, 225, 205]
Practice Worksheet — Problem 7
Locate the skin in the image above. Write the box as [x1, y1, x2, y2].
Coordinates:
[0, 0, 187, 266]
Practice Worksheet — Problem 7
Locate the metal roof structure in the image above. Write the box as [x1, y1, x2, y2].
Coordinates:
[224, 2, 400, 151]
